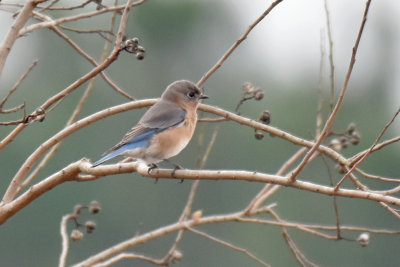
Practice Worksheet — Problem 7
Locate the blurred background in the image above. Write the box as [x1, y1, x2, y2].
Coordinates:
[0, 0, 399, 266]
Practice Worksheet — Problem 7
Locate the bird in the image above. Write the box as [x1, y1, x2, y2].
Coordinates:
[92, 80, 208, 168]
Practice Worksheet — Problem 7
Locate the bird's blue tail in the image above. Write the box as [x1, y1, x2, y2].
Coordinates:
[92, 140, 149, 167]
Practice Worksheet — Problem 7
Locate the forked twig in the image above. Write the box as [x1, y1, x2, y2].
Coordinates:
[196, 0, 283, 87]
[20, 1, 124, 190]
[187, 227, 271, 267]
[290, 0, 372, 181]
[0, 60, 37, 112]
[335, 108, 400, 190]
[1, 0, 136, 204]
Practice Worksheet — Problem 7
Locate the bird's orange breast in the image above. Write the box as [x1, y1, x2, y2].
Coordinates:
[147, 108, 197, 160]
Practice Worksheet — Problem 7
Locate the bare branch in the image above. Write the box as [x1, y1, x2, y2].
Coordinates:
[197, 0, 284, 87]
[1, 99, 350, 205]
[350, 135, 400, 164]
[289, 0, 372, 181]
[187, 227, 271, 267]
[0, 60, 37, 113]
[18, 0, 148, 36]
[93, 252, 166, 267]
[356, 168, 400, 183]
[59, 214, 74, 267]
[324, 0, 335, 111]
[335, 108, 400, 190]
[20, 3, 126, 190]
[268, 208, 319, 267]
[1, 0, 137, 203]
[0, 0, 45, 77]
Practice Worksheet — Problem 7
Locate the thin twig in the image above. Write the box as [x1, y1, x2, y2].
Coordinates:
[0, 0, 45, 76]
[196, 0, 283, 87]
[322, 156, 342, 239]
[245, 147, 307, 214]
[379, 202, 400, 220]
[316, 29, 325, 137]
[1, 0, 136, 203]
[18, 0, 148, 36]
[160, 124, 220, 264]
[290, 0, 372, 181]
[356, 168, 400, 183]
[324, 0, 335, 111]
[187, 227, 271, 267]
[30, 10, 135, 100]
[93, 253, 166, 267]
[58, 25, 113, 35]
[335, 108, 400, 190]
[20, 4, 122, 191]
[38, 0, 59, 12]
[350, 135, 400, 165]
[38, 0, 92, 11]
[59, 214, 74, 267]
[0, 60, 37, 113]
[266, 208, 319, 267]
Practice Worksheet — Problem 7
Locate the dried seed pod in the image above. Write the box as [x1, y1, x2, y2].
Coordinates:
[258, 110, 271, 124]
[85, 221, 97, 234]
[254, 131, 264, 140]
[242, 82, 254, 94]
[347, 122, 356, 134]
[254, 89, 264, 100]
[89, 201, 101, 214]
[136, 52, 144, 60]
[330, 138, 342, 152]
[357, 232, 370, 247]
[70, 229, 84, 241]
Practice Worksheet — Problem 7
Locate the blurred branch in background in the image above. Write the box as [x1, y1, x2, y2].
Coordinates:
[0, 60, 37, 124]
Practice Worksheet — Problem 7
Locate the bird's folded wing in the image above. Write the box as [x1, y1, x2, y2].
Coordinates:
[105, 101, 186, 154]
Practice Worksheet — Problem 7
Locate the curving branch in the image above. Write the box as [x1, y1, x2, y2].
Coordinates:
[0, 0, 45, 77]
[289, 0, 372, 181]
[1, 0, 137, 203]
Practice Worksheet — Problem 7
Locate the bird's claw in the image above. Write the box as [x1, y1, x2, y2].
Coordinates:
[171, 165, 184, 182]
[147, 163, 158, 175]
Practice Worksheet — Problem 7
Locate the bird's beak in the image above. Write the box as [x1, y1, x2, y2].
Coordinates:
[200, 94, 209, 99]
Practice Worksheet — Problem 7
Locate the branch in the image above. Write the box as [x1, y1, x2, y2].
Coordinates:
[349, 135, 400, 165]
[0, 0, 45, 77]
[21, 3, 127, 191]
[187, 227, 271, 267]
[0, 60, 37, 113]
[59, 214, 74, 267]
[72, 204, 399, 266]
[0, 0, 138, 152]
[2, 158, 400, 225]
[335, 107, 400, 190]
[1, 100, 347, 205]
[289, 0, 372, 181]
[196, 0, 283, 87]
[18, 0, 148, 36]
[1, 0, 137, 203]
[324, 0, 335, 111]
[31, 11, 134, 100]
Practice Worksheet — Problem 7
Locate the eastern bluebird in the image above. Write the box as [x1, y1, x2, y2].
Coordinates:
[92, 80, 208, 167]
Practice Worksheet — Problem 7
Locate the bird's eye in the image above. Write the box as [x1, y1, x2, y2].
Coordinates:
[187, 91, 196, 98]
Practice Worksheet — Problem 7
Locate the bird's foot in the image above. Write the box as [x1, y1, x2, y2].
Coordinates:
[147, 163, 158, 174]
[171, 165, 184, 182]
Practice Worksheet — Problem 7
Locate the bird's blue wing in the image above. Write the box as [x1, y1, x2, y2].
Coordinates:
[92, 100, 186, 167]
[117, 101, 186, 146]
[92, 129, 157, 167]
